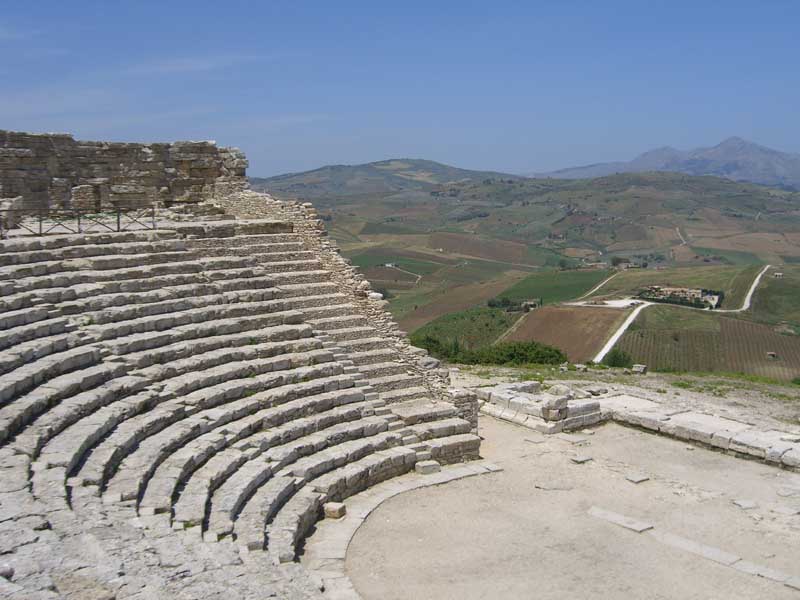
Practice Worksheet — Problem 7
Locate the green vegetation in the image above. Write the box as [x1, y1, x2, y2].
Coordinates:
[409, 307, 515, 350]
[793, 377, 800, 386]
[496, 269, 612, 305]
[690, 246, 760, 265]
[604, 348, 633, 368]
[348, 250, 444, 275]
[413, 336, 566, 366]
[749, 265, 800, 326]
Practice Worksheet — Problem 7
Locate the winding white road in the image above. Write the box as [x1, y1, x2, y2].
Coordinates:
[593, 264, 771, 363]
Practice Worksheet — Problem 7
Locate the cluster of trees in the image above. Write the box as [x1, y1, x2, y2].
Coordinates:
[486, 297, 522, 311]
[410, 334, 566, 366]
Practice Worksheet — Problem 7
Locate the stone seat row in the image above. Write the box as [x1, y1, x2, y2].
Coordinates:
[0, 223, 479, 597]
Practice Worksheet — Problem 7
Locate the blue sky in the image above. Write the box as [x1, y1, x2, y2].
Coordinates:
[2, 1, 798, 176]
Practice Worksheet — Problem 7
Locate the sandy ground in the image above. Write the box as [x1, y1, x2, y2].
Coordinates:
[346, 418, 800, 600]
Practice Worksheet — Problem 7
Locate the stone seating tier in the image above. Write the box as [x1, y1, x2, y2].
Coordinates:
[0, 219, 479, 598]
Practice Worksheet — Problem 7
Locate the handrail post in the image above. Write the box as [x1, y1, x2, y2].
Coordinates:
[77, 211, 81, 233]
[116, 208, 121, 232]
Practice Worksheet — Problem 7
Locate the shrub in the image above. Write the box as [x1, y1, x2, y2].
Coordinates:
[604, 348, 633, 368]
[793, 376, 800, 386]
[412, 335, 566, 366]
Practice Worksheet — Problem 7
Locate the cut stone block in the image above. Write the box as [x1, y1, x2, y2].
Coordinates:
[415, 460, 441, 475]
[324, 502, 347, 519]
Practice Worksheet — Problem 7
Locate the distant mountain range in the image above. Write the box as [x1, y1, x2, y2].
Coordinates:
[534, 137, 800, 189]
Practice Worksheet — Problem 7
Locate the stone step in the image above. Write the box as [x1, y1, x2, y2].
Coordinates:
[9, 256, 260, 293]
[170, 390, 368, 530]
[0, 266, 274, 311]
[321, 326, 377, 342]
[235, 476, 297, 552]
[0, 306, 50, 331]
[76, 288, 278, 327]
[0, 317, 70, 352]
[193, 242, 304, 257]
[427, 433, 481, 465]
[345, 348, 397, 366]
[276, 282, 339, 299]
[358, 361, 409, 379]
[270, 270, 330, 285]
[120, 323, 314, 369]
[205, 415, 389, 539]
[0, 357, 124, 447]
[256, 260, 323, 274]
[83, 300, 293, 342]
[0, 331, 77, 376]
[263, 446, 418, 564]
[187, 233, 302, 248]
[101, 310, 305, 356]
[390, 398, 458, 426]
[283, 294, 350, 311]
[0, 250, 197, 281]
[336, 337, 389, 352]
[379, 386, 431, 404]
[308, 315, 367, 332]
[99, 363, 351, 504]
[0, 230, 182, 255]
[368, 373, 425, 394]
[57, 276, 278, 316]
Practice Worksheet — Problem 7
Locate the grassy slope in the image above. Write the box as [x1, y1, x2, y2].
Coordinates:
[409, 307, 516, 350]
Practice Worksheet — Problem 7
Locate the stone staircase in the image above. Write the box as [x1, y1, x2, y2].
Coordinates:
[0, 219, 479, 599]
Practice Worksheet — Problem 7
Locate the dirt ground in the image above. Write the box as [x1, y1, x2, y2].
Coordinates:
[346, 418, 800, 600]
[503, 305, 628, 362]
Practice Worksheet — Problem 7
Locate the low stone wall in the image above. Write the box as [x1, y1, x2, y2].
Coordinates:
[0, 129, 248, 210]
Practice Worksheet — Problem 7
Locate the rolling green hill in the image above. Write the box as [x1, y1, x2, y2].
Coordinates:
[250, 158, 523, 200]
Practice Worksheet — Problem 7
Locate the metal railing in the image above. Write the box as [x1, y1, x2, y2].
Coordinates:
[0, 205, 158, 238]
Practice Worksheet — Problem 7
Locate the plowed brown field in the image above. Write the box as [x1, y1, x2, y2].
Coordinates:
[504, 306, 629, 362]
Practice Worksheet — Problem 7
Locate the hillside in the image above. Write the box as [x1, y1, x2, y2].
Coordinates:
[250, 158, 522, 200]
[537, 137, 800, 190]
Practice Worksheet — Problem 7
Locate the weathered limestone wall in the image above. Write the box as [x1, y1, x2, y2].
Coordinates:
[0, 129, 248, 210]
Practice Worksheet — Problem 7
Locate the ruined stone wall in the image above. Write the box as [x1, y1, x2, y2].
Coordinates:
[0, 129, 248, 211]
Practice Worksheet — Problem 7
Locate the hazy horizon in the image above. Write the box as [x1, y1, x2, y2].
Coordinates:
[2, 1, 799, 176]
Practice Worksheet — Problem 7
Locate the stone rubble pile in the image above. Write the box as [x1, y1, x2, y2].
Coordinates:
[0, 191, 480, 598]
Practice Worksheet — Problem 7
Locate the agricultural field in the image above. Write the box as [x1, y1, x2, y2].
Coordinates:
[589, 265, 758, 308]
[503, 305, 629, 363]
[748, 265, 800, 329]
[409, 307, 516, 350]
[394, 270, 529, 333]
[498, 269, 613, 305]
[616, 305, 800, 381]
